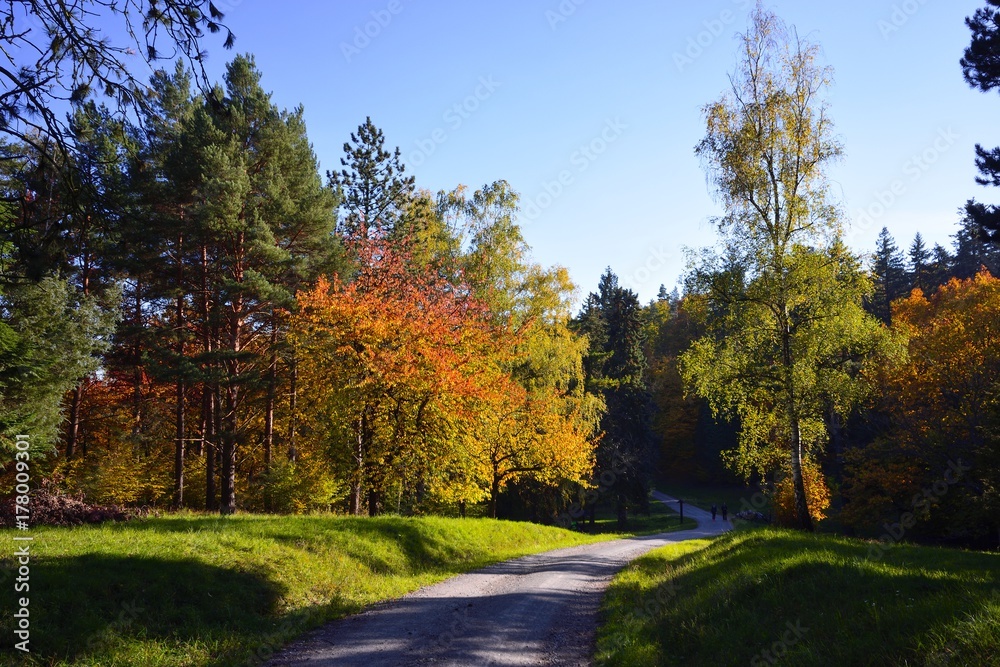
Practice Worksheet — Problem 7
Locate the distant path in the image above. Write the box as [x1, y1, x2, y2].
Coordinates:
[268, 494, 731, 667]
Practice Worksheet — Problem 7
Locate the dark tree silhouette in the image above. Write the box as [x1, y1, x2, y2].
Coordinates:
[1, 0, 232, 164]
[961, 1, 1000, 240]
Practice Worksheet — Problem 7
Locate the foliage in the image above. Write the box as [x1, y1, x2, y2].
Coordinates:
[962, 0, 1000, 239]
[0, 0, 232, 162]
[683, 4, 892, 529]
[772, 457, 830, 525]
[843, 272, 1000, 547]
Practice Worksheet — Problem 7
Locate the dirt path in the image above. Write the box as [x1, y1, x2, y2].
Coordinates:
[268, 493, 731, 666]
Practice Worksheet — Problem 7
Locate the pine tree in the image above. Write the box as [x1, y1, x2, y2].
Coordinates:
[871, 227, 908, 324]
[909, 232, 932, 293]
[576, 269, 655, 529]
[328, 117, 415, 241]
[962, 2, 1000, 240]
[954, 213, 1000, 279]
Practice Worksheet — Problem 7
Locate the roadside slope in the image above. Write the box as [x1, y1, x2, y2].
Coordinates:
[269, 499, 729, 666]
[596, 527, 1000, 666]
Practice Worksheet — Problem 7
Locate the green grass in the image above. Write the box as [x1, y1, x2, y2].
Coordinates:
[0, 514, 614, 667]
[596, 527, 1000, 666]
[585, 497, 698, 535]
[654, 480, 764, 516]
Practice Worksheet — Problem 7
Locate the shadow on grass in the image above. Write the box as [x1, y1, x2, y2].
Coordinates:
[0, 554, 293, 666]
[599, 528, 1000, 666]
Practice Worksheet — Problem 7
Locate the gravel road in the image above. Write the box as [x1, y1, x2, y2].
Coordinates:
[268, 492, 731, 667]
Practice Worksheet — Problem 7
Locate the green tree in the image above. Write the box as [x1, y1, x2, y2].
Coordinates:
[681, 4, 892, 530]
[870, 227, 908, 325]
[908, 232, 931, 293]
[328, 117, 415, 241]
[961, 1, 1000, 240]
[574, 269, 655, 528]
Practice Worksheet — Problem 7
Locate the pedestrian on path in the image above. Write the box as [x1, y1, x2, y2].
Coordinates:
[721, 503, 728, 521]
[710, 504, 717, 521]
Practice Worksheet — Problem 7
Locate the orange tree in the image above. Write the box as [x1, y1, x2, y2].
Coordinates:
[291, 237, 596, 516]
[843, 272, 1000, 546]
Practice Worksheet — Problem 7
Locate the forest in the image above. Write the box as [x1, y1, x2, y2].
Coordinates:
[1, 0, 999, 554]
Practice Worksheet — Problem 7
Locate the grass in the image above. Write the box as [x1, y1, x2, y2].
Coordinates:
[0, 513, 615, 667]
[0, 504, 696, 667]
[654, 480, 764, 516]
[595, 527, 1000, 666]
[585, 497, 698, 535]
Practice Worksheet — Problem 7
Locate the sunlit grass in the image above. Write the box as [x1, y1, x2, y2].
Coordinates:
[596, 527, 1000, 666]
[0, 513, 613, 666]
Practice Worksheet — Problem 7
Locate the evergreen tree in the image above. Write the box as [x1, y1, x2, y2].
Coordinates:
[870, 227, 908, 324]
[908, 232, 931, 293]
[953, 213, 1000, 279]
[328, 117, 415, 240]
[961, 2, 1000, 239]
[576, 269, 655, 529]
[928, 243, 955, 290]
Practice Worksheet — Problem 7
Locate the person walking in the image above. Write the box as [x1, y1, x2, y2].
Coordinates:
[710, 504, 717, 521]
[721, 503, 728, 522]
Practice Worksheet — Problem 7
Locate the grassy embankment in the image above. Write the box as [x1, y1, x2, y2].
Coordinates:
[596, 527, 1000, 666]
[0, 504, 689, 667]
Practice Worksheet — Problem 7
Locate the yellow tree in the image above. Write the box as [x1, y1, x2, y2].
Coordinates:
[291, 238, 506, 515]
[683, 4, 892, 530]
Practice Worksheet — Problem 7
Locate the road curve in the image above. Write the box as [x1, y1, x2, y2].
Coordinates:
[268, 493, 730, 667]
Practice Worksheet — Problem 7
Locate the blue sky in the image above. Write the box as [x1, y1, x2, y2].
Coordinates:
[188, 0, 994, 303]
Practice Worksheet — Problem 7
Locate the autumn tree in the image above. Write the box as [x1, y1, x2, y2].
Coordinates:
[681, 5, 892, 530]
[844, 272, 1000, 548]
[292, 238, 505, 516]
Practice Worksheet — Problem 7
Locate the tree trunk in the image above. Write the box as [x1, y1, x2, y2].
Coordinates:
[131, 278, 143, 438]
[349, 481, 361, 516]
[263, 324, 277, 474]
[173, 238, 186, 510]
[203, 383, 216, 511]
[288, 357, 298, 461]
[174, 378, 185, 509]
[489, 476, 500, 519]
[789, 417, 814, 532]
[220, 382, 237, 515]
[782, 308, 814, 532]
[66, 383, 83, 460]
